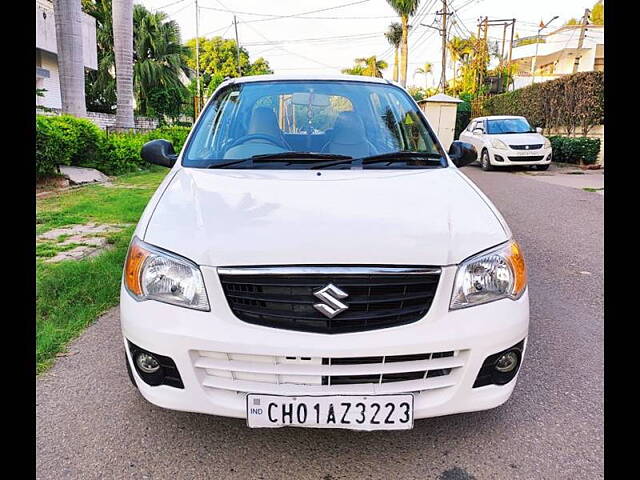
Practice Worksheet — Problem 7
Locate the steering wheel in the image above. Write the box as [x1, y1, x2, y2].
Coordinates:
[228, 133, 287, 150]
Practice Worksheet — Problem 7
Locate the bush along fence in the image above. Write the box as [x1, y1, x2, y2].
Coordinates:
[482, 71, 604, 164]
[549, 136, 601, 165]
[36, 114, 190, 179]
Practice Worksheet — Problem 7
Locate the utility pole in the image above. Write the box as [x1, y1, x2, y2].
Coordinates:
[572, 8, 591, 73]
[233, 15, 241, 77]
[437, 0, 449, 93]
[531, 16, 559, 86]
[194, 0, 201, 117]
[421, 0, 452, 93]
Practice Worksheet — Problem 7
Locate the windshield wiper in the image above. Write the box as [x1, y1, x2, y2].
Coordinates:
[251, 152, 353, 161]
[207, 158, 254, 168]
[312, 151, 443, 169]
[206, 152, 352, 169]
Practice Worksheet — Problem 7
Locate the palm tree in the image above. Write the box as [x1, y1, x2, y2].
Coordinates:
[341, 64, 366, 76]
[132, 5, 191, 116]
[415, 62, 433, 89]
[447, 36, 471, 94]
[384, 22, 403, 82]
[113, 0, 134, 128]
[386, 0, 421, 87]
[53, 0, 87, 117]
[83, 0, 116, 113]
[355, 56, 388, 78]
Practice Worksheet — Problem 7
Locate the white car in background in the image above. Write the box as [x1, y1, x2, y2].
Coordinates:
[459, 115, 552, 171]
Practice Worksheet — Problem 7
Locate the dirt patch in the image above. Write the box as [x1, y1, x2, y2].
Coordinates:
[37, 223, 131, 262]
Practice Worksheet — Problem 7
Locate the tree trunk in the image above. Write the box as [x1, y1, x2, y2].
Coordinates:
[400, 15, 409, 87]
[113, 0, 135, 129]
[393, 48, 399, 82]
[53, 0, 87, 117]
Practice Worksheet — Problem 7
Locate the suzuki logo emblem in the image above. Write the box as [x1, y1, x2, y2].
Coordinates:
[313, 284, 349, 318]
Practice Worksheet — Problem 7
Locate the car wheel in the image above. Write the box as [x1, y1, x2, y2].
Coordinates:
[536, 164, 550, 171]
[125, 354, 138, 388]
[481, 150, 493, 171]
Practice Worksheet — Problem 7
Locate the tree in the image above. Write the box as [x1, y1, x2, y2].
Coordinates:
[355, 56, 388, 78]
[386, 0, 421, 87]
[341, 64, 366, 76]
[185, 36, 272, 80]
[415, 62, 433, 89]
[83, 1, 192, 120]
[83, 0, 116, 113]
[447, 36, 472, 94]
[133, 5, 191, 117]
[590, 0, 604, 25]
[112, 0, 134, 128]
[53, 0, 87, 117]
[342, 57, 388, 78]
[384, 22, 403, 82]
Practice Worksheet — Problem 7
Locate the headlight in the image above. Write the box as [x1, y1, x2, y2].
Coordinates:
[543, 137, 551, 149]
[490, 139, 508, 150]
[124, 237, 210, 311]
[450, 240, 527, 310]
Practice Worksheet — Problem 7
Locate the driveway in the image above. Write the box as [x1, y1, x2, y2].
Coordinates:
[36, 165, 604, 479]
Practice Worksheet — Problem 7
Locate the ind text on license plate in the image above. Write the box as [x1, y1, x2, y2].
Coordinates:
[246, 394, 414, 430]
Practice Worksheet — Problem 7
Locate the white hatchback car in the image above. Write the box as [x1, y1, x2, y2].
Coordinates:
[459, 115, 552, 171]
[121, 75, 529, 431]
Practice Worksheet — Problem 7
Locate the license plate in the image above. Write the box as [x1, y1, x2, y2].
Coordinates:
[246, 394, 414, 430]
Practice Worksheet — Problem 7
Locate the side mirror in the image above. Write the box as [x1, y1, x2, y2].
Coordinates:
[448, 141, 477, 168]
[472, 128, 484, 135]
[141, 139, 178, 168]
[535, 127, 543, 134]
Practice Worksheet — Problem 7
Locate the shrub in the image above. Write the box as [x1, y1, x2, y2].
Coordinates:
[36, 115, 104, 177]
[482, 71, 604, 136]
[36, 116, 194, 178]
[145, 126, 190, 153]
[549, 136, 601, 165]
[100, 133, 148, 175]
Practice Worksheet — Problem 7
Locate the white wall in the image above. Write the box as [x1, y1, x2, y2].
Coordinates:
[35, 0, 97, 69]
[37, 50, 62, 110]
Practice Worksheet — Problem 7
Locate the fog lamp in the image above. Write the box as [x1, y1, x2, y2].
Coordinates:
[136, 352, 160, 373]
[495, 351, 519, 373]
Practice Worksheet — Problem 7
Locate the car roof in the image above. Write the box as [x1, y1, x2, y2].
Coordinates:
[474, 115, 527, 121]
[223, 74, 393, 86]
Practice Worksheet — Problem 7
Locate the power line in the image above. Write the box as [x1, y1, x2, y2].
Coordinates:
[198, 0, 372, 24]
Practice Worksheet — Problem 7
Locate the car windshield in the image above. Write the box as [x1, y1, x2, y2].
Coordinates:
[486, 118, 534, 134]
[182, 80, 444, 169]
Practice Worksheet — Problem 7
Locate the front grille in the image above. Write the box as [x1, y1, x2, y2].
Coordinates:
[507, 155, 545, 162]
[509, 144, 543, 150]
[193, 350, 465, 395]
[218, 267, 441, 334]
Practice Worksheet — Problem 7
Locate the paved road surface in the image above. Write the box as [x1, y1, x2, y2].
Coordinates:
[36, 166, 604, 479]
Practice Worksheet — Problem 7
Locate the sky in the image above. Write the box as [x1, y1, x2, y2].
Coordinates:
[138, 0, 596, 89]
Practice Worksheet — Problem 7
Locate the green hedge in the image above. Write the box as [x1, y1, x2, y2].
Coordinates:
[36, 115, 191, 178]
[549, 136, 601, 165]
[482, 71, 604, 135]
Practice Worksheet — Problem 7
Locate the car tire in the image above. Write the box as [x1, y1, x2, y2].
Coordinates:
[125, 354, 138, 388]
[536, 164, 550, 171]
[481, 150, 493, 171]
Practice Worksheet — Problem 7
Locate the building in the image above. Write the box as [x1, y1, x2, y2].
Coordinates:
[36, 0, 97, 109]
[510, 24, 604, 90]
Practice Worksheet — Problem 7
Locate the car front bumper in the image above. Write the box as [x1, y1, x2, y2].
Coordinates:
[489, 148, 552, 166]
[121, 266, 529, 421]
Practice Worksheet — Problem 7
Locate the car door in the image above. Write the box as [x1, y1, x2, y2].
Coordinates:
[458, 118, 476, 144]
[465, 119, 485, 157]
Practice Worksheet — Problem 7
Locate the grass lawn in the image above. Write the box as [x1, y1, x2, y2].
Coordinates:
[36, 166, 168, 373]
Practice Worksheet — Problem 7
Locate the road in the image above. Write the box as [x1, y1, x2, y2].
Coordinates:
[36, 165, 604, 480]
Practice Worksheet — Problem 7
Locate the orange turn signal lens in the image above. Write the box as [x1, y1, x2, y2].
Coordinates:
[507, 240, 527, 298]
[124, 238, 150, 297]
